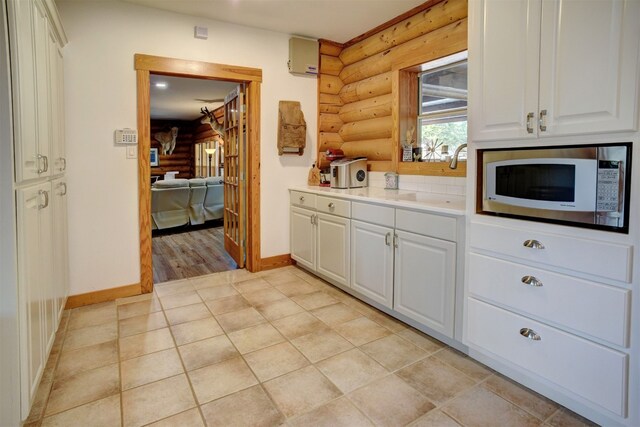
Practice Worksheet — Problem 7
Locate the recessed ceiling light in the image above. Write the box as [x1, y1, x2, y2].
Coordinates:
[155, 82, 168, 89]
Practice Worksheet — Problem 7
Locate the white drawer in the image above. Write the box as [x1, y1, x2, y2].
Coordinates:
[290, 191, 316, 209]
[467, 298, 628, 417]
[317, 196, 351, 218]
[468, 253, 630, 347]
[469, 222, 632, 283]
[395, 209, 456, 242]
[352, 202, 394, 227]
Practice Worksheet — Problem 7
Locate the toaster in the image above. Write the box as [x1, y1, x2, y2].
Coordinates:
[330, 157, 368, 189]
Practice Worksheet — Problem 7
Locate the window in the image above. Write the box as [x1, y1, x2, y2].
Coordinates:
[418, 53, 467, 162]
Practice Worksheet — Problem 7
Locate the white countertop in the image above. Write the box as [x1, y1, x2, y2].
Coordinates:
[290, 185, 466, 216]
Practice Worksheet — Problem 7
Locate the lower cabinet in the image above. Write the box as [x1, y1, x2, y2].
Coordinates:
[351, 220, 394, 307]
[290, 206, 316, 271]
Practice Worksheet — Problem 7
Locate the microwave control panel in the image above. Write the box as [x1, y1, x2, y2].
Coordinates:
[596, 160, 621, 212]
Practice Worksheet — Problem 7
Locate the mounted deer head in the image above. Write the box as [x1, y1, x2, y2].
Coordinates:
[200, 106, 224, 137]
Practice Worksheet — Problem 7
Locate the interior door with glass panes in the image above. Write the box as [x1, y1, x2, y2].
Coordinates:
[223, 85, 246, 268]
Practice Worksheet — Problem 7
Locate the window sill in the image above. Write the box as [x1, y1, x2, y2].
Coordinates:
[397, 160, 466, 177]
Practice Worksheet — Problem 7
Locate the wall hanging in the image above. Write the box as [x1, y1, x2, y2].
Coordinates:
[277, 100, 306, 155]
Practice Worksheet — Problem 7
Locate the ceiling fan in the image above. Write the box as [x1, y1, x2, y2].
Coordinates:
[195, 98, 224, 103]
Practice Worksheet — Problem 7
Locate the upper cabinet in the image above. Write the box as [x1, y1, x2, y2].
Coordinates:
[469, 0, 640, 142]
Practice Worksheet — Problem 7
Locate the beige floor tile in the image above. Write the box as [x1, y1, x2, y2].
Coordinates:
[116, 293, 154, 306]
[348, 374, 435, 427]
[482, 374, 558, 421]
[188, 357, 258, 404]
[205, 295, 251, 315]
[41, 394, 120, 427]
[147, 408, 204, 427]
[233, 277, 272, 294]
[215, 307, 266, 333]
[433, 348, 492, 382]
[62, 322, 118, 352]
[291, 291, 338, 310]
[409, 409, 462, 427]
[179, 334, 239, 371]
[119, 328, 175, 360]
[163, 303, 211, 326]
[261, 270, 300, 286]
[190, 272, 233, 289]
[244, 342, 309, 382]
[68, 303, 117, 330]
[311, 303, 362, 326]
[443, 386, 540, 427]
[158, 290, 202, 310]
[120, 348, 184, 390]
[170, 317, 224, 345]
[365, 310, 407, 332]
[200, 385, 285, 427]
[263, 365, 342, 418]
[275, 280, 318, 297]
[254, 298, 305, 320]
[291, 329, 354, 363]
[334, 317, 391, 346]
[316, 348, 388, 393]
[546, 408, 599, 427]
[289, 396, 373, 427]
[55, 340, 118, 380]
[361, 334, 427, 371]
[272, 312, 330, 340]
[119, 311, 167, 337]
[197, 284, 239, 301]
[396, 328, 445, 354]
[242, 287, 287, 305]
[227, 323, 286, 354]
[397, 357, 476, 405]
[118, 298, 163, 320]
[153, 280, 194, 297]
[342, 298, 379, 317]
[25, 378, 52, 423]
[45, 364, 120, 416]
[122, 374, 196, 427]
[230, 269, 260, 282]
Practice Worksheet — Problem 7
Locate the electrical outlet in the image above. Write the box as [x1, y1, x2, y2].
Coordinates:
[126, 146, 137, 159]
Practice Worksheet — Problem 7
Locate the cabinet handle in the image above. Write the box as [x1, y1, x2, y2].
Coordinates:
[310, 214, 314, 225]
[393, 233, 398, 248]
[526, 112, 534, 134]
[61, 157, 67, 171]
[43, 155, 49, 172]
[385, 232, 391, 246]
[520, 327, 541, 341]
[539, 109, 547, 132]
[521, 275, 543, 287]
[37, 154, 45, 174]
[328, 202, 335, 209]
[60, 183, 67, 196]
[523, 239, 545, 250]
[38, 190, 49, 209]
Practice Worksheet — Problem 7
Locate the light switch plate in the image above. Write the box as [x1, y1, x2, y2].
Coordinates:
[126, 146, 137, 159]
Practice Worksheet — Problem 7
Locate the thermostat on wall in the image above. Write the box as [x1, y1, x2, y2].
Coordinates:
[115, 128, 138, 144]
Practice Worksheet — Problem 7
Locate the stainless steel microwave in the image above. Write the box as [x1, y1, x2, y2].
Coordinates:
[479, 143, 632, 233]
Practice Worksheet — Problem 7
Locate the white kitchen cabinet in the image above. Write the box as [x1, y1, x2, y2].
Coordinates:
[470, 0, 640, 141]
[394, 230, 456, 337]
[351, 220, 394, 307]
[316, 212, 350, 287]
[51, 178, 69, 318]
[48, 26, 65, 174]
[290, 206, 316, 271]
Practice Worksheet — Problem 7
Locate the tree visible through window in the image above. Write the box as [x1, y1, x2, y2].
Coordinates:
[418, 55, 467, 162]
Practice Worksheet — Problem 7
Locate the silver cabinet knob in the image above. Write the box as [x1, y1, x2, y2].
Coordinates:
[328, 202, 335, 209]
[521, 275, 543, 287]
[299, 196, 305, 202]
[520, 328, 541, 341]
[523, 239, 545, 249]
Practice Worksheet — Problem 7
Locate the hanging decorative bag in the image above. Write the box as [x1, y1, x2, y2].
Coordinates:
[277, 100, 307, 155]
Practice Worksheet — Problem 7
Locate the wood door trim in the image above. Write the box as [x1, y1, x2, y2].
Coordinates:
[260, 254, 293, 271]
[65, 283, 141, 309]
[135, 54, 262, 293]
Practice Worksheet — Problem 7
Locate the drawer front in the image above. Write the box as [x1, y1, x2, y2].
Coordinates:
[469, 253, 630, 347]
[467, 298, 628, 417]
[469, 222, 632, 283]
[317, 196, 351, 218]
[290, 191, 316, 209]
[352, 202, 394, 227]
[395, 209, 456, 242]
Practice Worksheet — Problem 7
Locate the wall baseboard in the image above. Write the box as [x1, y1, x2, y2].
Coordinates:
[65, 283, 142, 309]
[259, 254, 293, 271]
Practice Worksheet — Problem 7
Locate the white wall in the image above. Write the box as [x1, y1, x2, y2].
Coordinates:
[57, 0, 317, 295]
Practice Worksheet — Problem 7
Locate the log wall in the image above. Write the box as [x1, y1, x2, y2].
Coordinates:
[150, 120, 196, 179]
[317, 0, 468, 172]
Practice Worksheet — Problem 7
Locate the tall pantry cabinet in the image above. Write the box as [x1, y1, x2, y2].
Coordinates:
[6, 0, 69, 420]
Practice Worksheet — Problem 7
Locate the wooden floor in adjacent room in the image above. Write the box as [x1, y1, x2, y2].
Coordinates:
[152, 224, 237, 284]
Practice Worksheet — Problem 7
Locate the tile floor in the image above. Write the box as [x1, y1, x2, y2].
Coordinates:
[25, 266, 598, 427]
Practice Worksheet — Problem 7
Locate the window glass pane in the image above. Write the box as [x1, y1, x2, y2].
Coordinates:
[420, 62, 467, 116]
[420, 118, 467, 160]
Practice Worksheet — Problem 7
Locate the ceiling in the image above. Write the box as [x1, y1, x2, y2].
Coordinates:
[150, 74, 238, 120]
[121, 0, 426, 43]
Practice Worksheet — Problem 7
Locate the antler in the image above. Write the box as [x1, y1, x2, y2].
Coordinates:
[201, 106, 212, 117]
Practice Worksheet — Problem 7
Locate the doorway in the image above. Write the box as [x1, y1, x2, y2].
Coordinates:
[135, 54, 262, 294]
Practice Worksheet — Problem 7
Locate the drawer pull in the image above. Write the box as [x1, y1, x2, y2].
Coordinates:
[299, 196, 305, 202]
[520, 328, 541, 341]
[523, 239, 545, 249]
[385, 232, 391, 246]
[521, 275, 543, 287]
[328, 202, 335, 209]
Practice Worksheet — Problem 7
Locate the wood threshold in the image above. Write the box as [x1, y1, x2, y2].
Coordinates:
[65, 283, 141, 309]
[260, 254, 293, 271]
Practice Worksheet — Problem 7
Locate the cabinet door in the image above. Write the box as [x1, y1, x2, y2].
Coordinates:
[394, 230, 456, 337]
[538, 0, 639, 136]
[51, 178, 69, 322]
[48, 28, 65, 174]
[290, 206, 316, 270]
[469, 0, 541, 142]
[316, 213, 350, 287]
[32, 0, 50, 177]
[350, 220, 394, 308]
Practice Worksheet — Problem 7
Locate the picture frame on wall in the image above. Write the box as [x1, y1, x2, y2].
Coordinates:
[150, 148, 159, 166]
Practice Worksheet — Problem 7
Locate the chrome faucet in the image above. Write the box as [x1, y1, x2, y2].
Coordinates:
[449, 143, 467, 169]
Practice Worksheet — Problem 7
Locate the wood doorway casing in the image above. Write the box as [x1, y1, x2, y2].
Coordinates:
[135, 54, 262, 294]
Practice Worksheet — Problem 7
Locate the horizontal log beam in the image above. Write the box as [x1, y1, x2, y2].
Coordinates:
[318, 132, 344, 152]
[320, 55, 343, 76]
[367, 160, 393, 172]
[339, 72, 392, 104]
[319, 104, 341, 114]
[341, 138, 392, 161]
[339, 116, 392, 142]
[339, 93, 392, 123]
[319, 39, 343, 56]
[319, 74, 344, 95]
[319, 93, 344, 106]
[319, 113, 344, 133]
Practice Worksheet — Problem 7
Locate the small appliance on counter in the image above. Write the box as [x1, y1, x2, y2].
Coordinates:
[330, 157, 368, 189]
